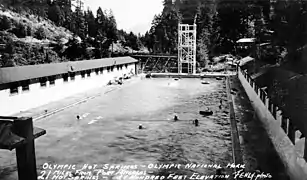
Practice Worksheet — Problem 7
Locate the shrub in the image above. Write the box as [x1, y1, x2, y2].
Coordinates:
[26, 26, 32, 36]
[11, 22, 27, 38]
[34, 26, 46, 40]
[0, 16, 12, 31]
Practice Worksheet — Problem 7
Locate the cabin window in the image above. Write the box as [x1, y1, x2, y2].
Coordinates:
[40, 77, 47, 87]
[70, 72, 75, 81]
[10, 83, 19, 95]
[95, 68, 99, 75]
[49, 76, 56, 86]
[81, 71, 86, 78]
[86, 70, 91, 77]
[21, 80, 30, 91]
[63, 74, 69, 82]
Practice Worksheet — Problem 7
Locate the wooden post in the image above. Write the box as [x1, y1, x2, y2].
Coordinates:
[304, 139, 307, 161]
[262, 92, 266, 104]
[268, 99, 272, 112]
[13, 117, 38, 180]
[272, 104, 277, 119]
[288, 120, 296, 145]
[265, 96, 268, 107]
[281, 116, 288, 133]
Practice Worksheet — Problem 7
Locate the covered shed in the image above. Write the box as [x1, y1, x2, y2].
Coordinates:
[253, 67, 307, 136]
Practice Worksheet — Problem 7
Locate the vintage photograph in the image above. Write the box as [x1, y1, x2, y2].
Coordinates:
[0, 0, 306, 180]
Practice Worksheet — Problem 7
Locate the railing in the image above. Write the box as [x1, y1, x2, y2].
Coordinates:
[238, 67, 307, 180]
[238, 67, 307, 160]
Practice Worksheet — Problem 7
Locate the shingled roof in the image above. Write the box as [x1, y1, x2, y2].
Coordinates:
[0, 56, 138, 85]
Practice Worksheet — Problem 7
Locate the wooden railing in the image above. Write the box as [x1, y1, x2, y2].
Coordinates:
[238, 67, 307, 160]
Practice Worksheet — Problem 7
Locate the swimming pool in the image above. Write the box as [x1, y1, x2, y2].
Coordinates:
[0, 78, 232, 180]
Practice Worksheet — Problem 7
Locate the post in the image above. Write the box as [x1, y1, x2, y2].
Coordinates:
[288, 120, 296, 145]
[281, 115, 288, 133]
[254, 83, 258, 94]
[272, 104, 277, 119]
[14, 117, 38, 180]
[264, 93, 267, 106]
[268, 99, 272, 112]
[304, 139, 307, 161]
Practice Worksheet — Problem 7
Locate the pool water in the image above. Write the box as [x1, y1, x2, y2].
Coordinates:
[0, 78, 233, 180]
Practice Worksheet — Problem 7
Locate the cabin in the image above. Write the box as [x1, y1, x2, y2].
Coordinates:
[0, 56, 138, 115]
[236, 38, 255, 57]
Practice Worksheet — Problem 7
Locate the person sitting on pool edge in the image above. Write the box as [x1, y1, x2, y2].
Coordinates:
[174, 115, 178, 121]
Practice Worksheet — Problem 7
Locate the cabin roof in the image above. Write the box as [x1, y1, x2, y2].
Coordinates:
[0, 56, 138, 85]
[236, 38, 256, 43]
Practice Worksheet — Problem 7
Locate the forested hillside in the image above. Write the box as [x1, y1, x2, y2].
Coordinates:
[0, 0, 146, 67]
[142, 0, 307, 67]
[1, 0, 307, 69]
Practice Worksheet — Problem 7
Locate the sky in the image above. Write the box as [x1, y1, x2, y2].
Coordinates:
[83, 0, 164, 35]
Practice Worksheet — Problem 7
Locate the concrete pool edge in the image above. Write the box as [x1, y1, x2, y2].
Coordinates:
[226, 77, 244, 169]
[149, 72, 234, 78]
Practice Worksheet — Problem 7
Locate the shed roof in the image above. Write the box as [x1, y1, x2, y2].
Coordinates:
[239, 56, 254, 66]
[252, 67, 307, 134]
[0, 56, 138, 85]
[236, 38, 255, 43]
[268, 75, 307, 134]
[255, 67, 298, 88]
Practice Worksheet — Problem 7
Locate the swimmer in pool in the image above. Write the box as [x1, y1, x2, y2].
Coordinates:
[194, 119, 199, 126]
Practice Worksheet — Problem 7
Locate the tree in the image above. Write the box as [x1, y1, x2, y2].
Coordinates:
[85, 9, 97, 37]
[105, 9, 118, 55]
[270, 0, 307, 64]
[34, 26, 47, 40]
[48, 3, 65, 26]
[72, 6, 87, 39]
[214, 0, 250, 54]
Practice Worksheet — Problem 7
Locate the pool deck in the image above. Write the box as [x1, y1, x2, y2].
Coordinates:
[150, 72, 236, 78]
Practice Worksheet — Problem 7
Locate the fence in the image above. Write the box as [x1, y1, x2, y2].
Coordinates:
[239, 67, 299, 144]
[238, 67, 307, 180]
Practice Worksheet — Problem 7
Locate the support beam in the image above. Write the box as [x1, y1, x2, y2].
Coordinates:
[163, 57, 171, 73]
[281, 116, 288, 134]
[152, 57, 160, 71]
[304, 139, 307, 161]
[14, 117, 38, 180]
[268, 99, 272, 112]
[288, 120, 296, 145]
[272, 104, 277, 119]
